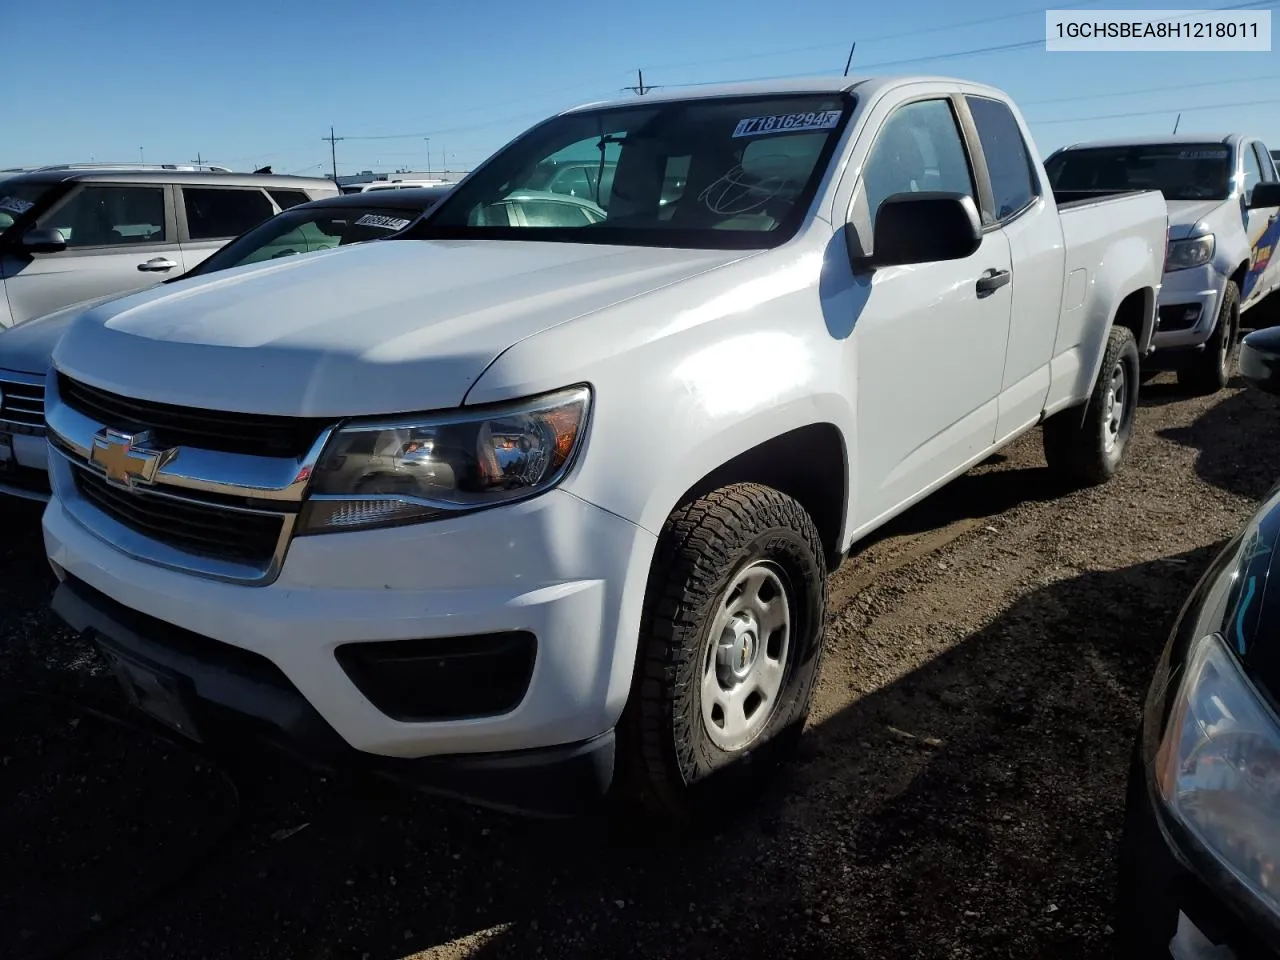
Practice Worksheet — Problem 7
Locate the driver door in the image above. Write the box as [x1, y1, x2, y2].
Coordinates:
[1243, 141, 1280, 307]
[847, 97, 1014, 527]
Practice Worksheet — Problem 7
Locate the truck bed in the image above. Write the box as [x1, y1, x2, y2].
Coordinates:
[1041, 186, 1168, 413]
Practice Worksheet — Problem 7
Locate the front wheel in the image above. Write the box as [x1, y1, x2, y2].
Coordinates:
[1177, 280, 1239, 395]
[1042, 324, 1140, 486]
[616, 483, 828, 821]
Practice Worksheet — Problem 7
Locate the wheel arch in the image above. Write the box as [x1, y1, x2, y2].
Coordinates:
[669, 423, 850, 573]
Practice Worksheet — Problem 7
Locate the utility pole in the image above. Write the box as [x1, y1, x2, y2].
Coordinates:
[1172, 113, 1182, 134]
[322, 126, 344, 184]
[192, 152, 203, 167]
[843, 42, 856, 77]
[624, 68, 655, 96]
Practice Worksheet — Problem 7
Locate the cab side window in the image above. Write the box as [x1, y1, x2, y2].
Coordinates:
[1243, 144, 1265, 200]
[43, 185, 167, 248]
[966, 96, 1040, 221]
[861, 99, 976, 226]
[1257, 143, 1279, 181]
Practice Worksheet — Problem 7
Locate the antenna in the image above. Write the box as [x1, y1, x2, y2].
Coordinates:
[322, 126, 345, 183]
[843, 42, 856, 77]
[1172, 113, 1181, 134]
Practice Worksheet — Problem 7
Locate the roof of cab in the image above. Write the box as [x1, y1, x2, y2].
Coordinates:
[1056, 133, 1244, 151]
[3, 169, 337, 188]
[559, 74, 1002, 113]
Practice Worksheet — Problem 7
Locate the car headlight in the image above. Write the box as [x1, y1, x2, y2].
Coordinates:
[297, 385, 591, 533]
[1154, 631, 1280, 919]
[1165, 235, 1215, 271]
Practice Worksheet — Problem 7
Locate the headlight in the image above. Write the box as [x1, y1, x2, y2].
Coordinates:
[1165, 235, 1215, 271]
[298, 385, 591, 533]
[1154, 631, 1280, 918]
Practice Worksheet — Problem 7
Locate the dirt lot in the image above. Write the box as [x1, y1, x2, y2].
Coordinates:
[2, 368, 1278, 960]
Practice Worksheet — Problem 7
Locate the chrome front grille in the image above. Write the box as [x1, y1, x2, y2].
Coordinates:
[0, 371, 47, 430]
[46, 373, 335, 586]
[73, 467, 286, 567]
[56, 372, 329, 458]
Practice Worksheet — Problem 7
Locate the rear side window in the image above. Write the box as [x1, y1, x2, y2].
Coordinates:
[43, 185, 167, 247]
[966, 96, 1039, 221]
[269, 189, 312, 210]
[183, 187, 275, 240]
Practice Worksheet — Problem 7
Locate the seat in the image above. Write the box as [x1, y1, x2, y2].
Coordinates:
[66, 198, 117, 247]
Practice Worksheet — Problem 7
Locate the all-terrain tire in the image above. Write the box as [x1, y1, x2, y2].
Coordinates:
[1177, 280, 1239, 396]
[1042, 325, 1140, 486]
[616, 483, 828, 822]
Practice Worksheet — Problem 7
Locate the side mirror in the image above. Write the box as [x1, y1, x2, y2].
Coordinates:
[21, 228, 67, 254]
[857, 192, 982, 269]
[1239, 327, 1280, 395]
[1246, 182, 1280, 209]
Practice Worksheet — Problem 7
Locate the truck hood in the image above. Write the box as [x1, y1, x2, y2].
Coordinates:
[52, 239, 751, 417]
[1165, 199, 1230, 240]
[0, 292, 125, 375]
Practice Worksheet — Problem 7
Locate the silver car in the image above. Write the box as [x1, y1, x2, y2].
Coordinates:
[0, 165, 337, 328]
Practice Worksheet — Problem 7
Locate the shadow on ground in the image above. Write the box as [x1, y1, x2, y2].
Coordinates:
[0, 377, 1268, 960]
[1156, 381, 1280, 500]
[36, 544, 1215, 960]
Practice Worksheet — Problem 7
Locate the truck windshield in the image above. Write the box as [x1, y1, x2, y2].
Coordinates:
[1044, 143, 1233, 201]
[412, 93, 853, 250]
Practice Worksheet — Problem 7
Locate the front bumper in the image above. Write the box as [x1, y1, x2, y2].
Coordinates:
[1151, 264, 1225, 353]
[43, 482, 657, 765]
[50, 573, 616, 817]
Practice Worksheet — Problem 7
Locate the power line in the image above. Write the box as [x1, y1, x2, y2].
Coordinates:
[1030, 95, 1280, 125]
[640, 0, 1110, 74]
[1021, 72, 1280, 106]
[657, 0, 1275, 88]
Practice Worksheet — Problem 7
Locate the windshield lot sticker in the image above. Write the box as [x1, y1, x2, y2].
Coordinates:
[0, 197, 33, 215]
[354, 214, 413, 230]
[1178, 149, 1229, 159]
[733, 110, 842, 138]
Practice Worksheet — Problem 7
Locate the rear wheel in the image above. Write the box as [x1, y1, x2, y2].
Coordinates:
[616, 483, 828, 822]
[1177, 281, 1239, 395]
[1042, 325, 1140, 486]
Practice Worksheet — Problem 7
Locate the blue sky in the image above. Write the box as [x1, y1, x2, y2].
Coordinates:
[4, 0, 1277, 176]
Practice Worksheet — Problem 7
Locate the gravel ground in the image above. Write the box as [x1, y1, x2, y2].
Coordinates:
[2, 367, 1278, 960]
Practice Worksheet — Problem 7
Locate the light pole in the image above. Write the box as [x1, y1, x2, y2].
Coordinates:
[423, 137, 431, 177]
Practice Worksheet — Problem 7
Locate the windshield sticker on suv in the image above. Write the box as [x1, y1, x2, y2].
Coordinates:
[732, 110, 843, 139]
[0, 197, 33, 215]
[354, 214, 413, 231]
[1178, 149, 1229, 159]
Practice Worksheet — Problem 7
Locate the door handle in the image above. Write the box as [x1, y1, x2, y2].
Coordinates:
[138, 257, 178, 272]
[976, 268, 1011, 297]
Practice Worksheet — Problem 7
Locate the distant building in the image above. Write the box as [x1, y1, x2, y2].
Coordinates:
[335, 169, 469, 190]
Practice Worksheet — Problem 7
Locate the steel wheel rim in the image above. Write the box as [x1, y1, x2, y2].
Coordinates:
[700, 560, 792, 752]
[1102, 358, 1128, 454]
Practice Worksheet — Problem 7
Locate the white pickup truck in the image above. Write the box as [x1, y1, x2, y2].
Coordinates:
[1045, 134, 1280, 394]
[42, 75, 1168, 820]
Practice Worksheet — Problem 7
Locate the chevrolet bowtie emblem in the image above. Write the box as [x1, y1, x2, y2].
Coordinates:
[89, 429, 175, 488]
